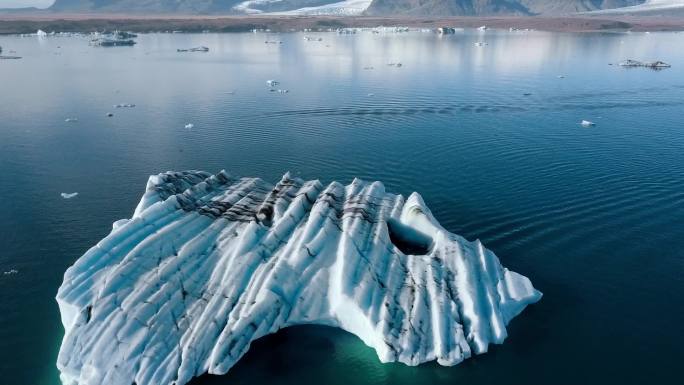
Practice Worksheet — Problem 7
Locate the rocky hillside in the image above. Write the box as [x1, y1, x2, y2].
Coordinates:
[49, 0, 241, 13]
[365, 0, 645, 16]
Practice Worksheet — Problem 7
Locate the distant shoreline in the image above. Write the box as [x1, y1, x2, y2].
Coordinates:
[1, 14, 683, 34]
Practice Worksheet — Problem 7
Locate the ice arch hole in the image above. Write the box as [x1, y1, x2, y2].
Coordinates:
[386, 218, 434, 255]
[186, 325, 385, 385]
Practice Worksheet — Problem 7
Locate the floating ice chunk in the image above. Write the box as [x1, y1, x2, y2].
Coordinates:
[478, 25, 488, 31]
[36, 29, 47, 37]
[61, 192, 78, 199]
[64, 118, 78, 123]
[367, 93, 375, 97]
[581, 120, 596, 127]
[266, 79, 279, 87]
[184, 123, 194, 129]
[114, 103, 135, 108]
[3, 269, 18, 275]
[277, 89, 289, 93]
[618, 59, 671, 68]
[438, 27, 457, 34]
[177, 46, 209, 52]
[474, 42, 488, 46]
[0, 45, 22, 60]
[56, 170, 542, 385]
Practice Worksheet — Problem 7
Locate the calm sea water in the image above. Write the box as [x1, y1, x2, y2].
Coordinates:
[1, 30, 683, 385]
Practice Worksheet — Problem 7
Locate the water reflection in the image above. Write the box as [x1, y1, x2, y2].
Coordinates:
[0, 29, 682, 385]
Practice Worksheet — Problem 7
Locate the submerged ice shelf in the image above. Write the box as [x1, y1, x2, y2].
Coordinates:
[56, 170, 542, 385]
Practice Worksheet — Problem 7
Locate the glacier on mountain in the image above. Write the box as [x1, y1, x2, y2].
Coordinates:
[56, 170, 542, 385]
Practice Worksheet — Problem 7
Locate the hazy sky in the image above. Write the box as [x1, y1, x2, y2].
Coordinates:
[1, 0, 54, 8]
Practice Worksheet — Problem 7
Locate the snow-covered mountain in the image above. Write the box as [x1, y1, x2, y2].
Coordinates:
[234, 0, 372, 16]
[45, 0, 656, 15]
[365, 0, 645, 16]
[234, 0, 372, 15]
[588, 0, 684, 14]
[47, 0, 370, 14]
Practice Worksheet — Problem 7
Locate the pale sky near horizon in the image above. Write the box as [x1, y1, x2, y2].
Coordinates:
[1, 0, 55, 8]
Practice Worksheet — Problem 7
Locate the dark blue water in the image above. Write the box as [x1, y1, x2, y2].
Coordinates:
[1, 30, 683, 385]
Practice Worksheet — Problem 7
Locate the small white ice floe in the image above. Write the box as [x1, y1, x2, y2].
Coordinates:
[580, 120, 596, 127]
[474, 42, 487, 46]
[266, 80, 279, 87]
[65, 118, 78, 122]
[114, 103, 136, 108]
[387, 62, 402, 67]
[61, 192, 78, 199]
[478, 25, 488, 31]
[367, 93, 375, 97]
[185, 123, 194, 129]
[177, 46, 209, 52]
[277, 89, 289, 93]
[3, 269, 18, 276]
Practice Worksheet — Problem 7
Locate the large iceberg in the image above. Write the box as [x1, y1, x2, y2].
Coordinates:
[56, 170, 542, 385]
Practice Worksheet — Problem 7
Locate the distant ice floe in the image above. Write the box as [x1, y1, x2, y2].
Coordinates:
[581, 120, 596, 127]
[184, 123, 194, 129]
[177, 46, 209, 52]
[61, 192, 78, 199]
[56, 170, 542, 385]
[618, 59, 671, 69]
[3, 269, 19, 276]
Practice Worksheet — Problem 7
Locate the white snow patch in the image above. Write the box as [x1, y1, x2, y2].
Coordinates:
[234, 0, 372, 16]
